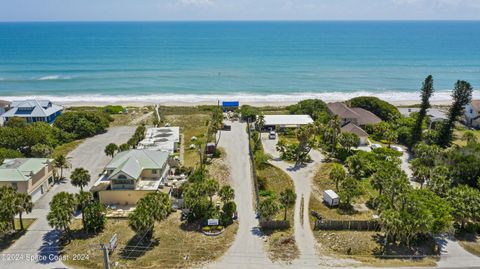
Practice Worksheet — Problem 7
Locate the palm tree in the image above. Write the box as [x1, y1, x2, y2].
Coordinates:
[279, 189, 296, 221]
[118, 143, 130, 152]
[329, 163, 346, 191]
[47, 192, 77, 242]
[218, 185, 235, 203]
[384, 129, 398, 148]
[0, 186, 18, 230]
[104, 143, 118, 158]
[70, 168, 91, 192]
[205, 179, 219, 203]
[52, 154, 71, 181]
[76, 191, 93, 230]
[15, 193, 33, 230]
[258, 198, 280, 221]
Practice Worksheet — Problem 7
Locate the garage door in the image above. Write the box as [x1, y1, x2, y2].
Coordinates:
[30, 185, 44, 203]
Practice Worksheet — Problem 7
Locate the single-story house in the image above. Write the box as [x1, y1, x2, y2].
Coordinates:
[399, 107, 448, 125]
[1, 99, 63, 124]
[137, 127, 180, 153]
[341, 122, 369, 145]
[92, 150, 170, 205]
[0, 158, 54, 202]
[263, 114, 314, 130]
[465, 100, 480, 128]
[327, 102, 381, 127]
[222, 101, 239, 111]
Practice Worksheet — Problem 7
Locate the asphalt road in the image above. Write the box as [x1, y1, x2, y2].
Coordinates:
[1, 126, 135, 269]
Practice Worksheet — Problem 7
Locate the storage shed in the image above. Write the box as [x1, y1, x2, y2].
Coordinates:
[323, 189, 340, 207]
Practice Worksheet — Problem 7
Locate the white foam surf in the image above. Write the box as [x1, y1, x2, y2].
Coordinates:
[2, 89, 477, 105]
[37, 75, 71, 81]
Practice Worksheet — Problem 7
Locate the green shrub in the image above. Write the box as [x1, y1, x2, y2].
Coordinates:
[202, 226, 211, 232]
[104, 105, 124, 114]
[54, 111, 110, 138]
[348, 96, 400, 122]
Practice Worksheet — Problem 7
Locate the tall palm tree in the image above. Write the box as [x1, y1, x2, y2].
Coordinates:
[15, 193, 33, 230]
[279, 189, 296, 221]
[52, 154, 71, 181]
[76, 191, 93, 230]
[104, 143, 118, 158]
[70, 168, 91, 192]
[47, 192, 77, 242]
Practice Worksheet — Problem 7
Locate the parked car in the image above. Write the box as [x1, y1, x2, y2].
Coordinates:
[391, 145, 404, 153]
[370, 143, 382, 150]
[268, 131, 276, 139]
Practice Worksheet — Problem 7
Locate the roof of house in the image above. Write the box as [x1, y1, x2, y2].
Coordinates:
[1, 100, 63, 118]
[341, 122, 369, 137]
[263, 114, 314, 126]
[137, 127, 180, 153]
[398, 107, 448, 120]
[328, 102, 382, 125]
[351, 107, 382, 125]
[327, 102, 360, 119]
[470, 100, 480, 112]
[0, 100, 11, 107]
[105, 150, 169, 179]
[0, 158, 51, 182]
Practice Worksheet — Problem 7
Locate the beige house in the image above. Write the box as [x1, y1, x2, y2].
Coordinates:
[341, 122, 369, 145]
[92, 149, 170, 205]
[0, 158, 54, 202]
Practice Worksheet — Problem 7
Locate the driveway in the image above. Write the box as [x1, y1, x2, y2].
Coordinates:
[1, 126, 135, 269]
[206, 121, 271, 269]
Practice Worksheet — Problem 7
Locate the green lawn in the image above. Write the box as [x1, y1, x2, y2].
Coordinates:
[62, 213, 238, 269]
[256, 163, 299, 262]
[0, 218, 36, 251]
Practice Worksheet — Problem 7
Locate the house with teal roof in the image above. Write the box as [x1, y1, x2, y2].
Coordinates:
[0, 158, 54, 202]
[93, 149, 171, 205]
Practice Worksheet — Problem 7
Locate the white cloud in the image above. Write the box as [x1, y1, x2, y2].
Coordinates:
[177, 0, 214, 6]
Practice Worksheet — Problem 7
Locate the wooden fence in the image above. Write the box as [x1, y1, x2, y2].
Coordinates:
[260, 220, 290, 230]
[314, 219, 380, 231]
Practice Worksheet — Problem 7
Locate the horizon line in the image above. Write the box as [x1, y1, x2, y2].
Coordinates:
[1, 19, 480, 23]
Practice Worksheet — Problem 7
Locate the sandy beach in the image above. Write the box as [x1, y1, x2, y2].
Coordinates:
[58, 99, 453, 108]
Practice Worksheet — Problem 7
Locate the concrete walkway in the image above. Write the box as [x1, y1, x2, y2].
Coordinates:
[1, 126, 135, 269]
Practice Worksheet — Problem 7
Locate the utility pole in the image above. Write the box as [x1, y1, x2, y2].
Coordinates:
[101, 244, 111, 269]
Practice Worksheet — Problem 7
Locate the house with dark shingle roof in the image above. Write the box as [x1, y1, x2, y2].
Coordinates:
[327, 102, 382, 145]
[1, 99, 63, 125]
[92, 149, 171, 205]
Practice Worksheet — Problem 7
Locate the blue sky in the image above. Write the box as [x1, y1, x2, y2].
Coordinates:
[1, 0, 480, 21]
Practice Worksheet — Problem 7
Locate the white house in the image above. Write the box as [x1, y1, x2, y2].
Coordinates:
[465, 100, 480, 128]
[137, 127, 180, 153]
[262, 114, 313, 130]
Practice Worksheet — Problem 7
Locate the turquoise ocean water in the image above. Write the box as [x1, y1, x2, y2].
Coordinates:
[0, 21, 479, 103]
